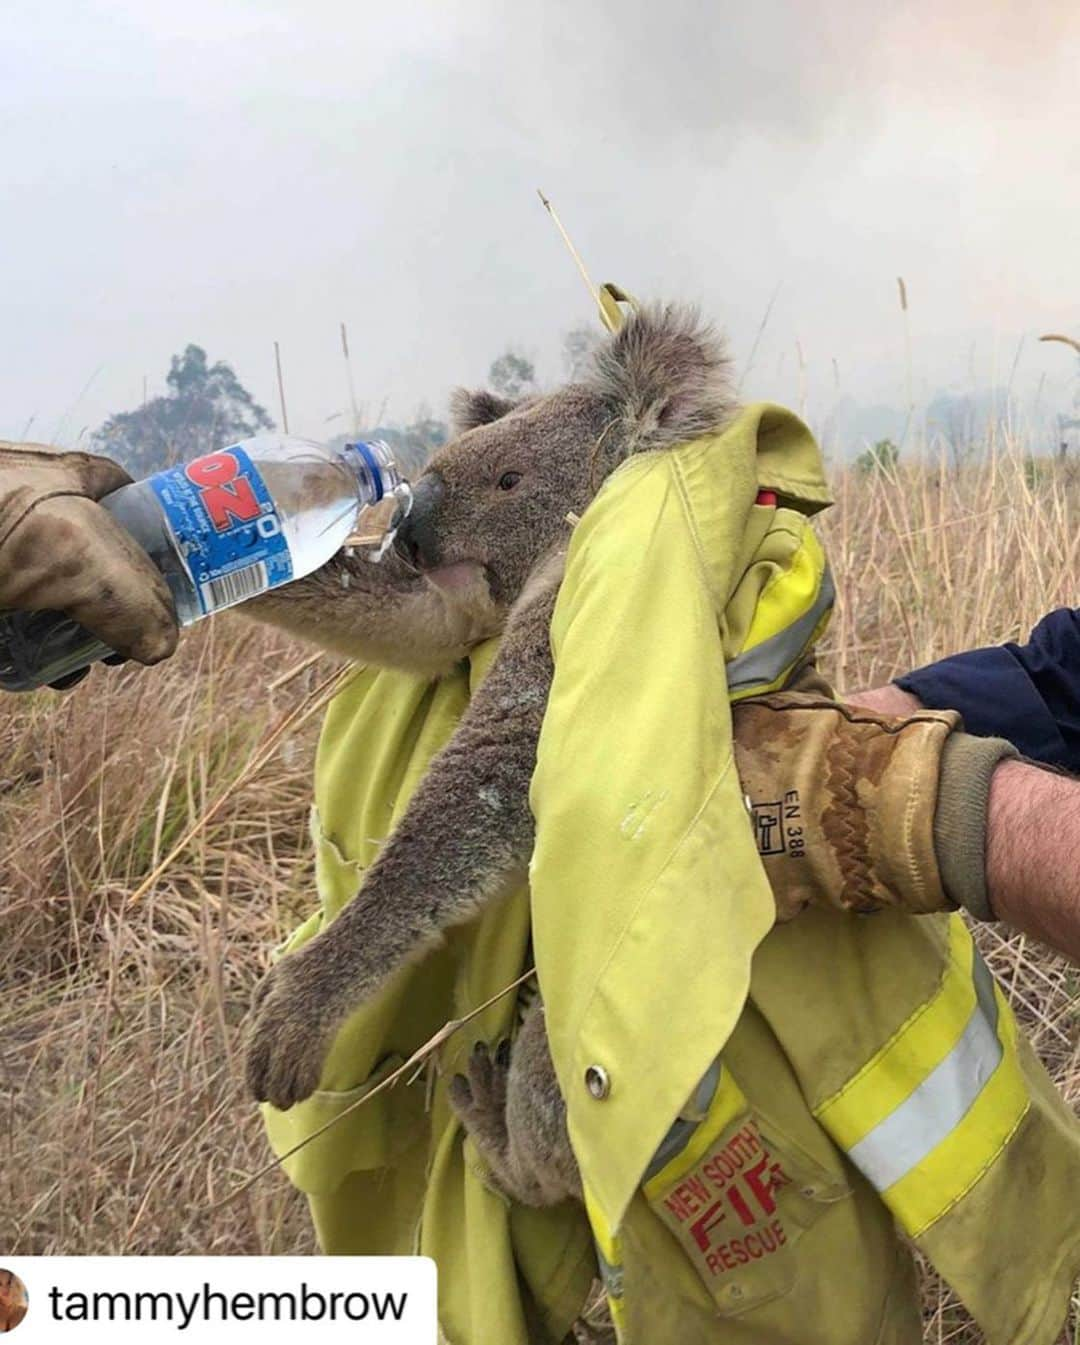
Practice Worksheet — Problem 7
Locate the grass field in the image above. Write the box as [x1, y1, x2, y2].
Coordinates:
[1, 444, 1078, 1341]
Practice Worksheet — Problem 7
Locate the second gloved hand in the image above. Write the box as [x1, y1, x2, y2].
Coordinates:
[731, 691, 1017, 923]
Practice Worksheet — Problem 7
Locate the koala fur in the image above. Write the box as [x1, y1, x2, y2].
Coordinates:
[245, 303, 737, 1208]
[448, 997, 583, 1206]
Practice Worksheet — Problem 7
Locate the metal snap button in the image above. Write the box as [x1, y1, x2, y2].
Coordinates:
[585, 1064, 610, 1100]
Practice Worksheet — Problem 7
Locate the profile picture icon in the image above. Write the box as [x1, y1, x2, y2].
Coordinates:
[0, 1270, 28, 1333]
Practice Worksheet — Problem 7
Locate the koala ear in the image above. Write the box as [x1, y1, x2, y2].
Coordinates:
[587, 303, 737, 453]
[448, 388, 519, 435]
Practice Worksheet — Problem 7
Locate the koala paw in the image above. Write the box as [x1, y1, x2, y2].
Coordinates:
[448, 1039, 512, 1159]
[245, 944, 350, 1109]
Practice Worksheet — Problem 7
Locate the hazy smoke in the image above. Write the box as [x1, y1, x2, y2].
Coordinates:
[2, 0, 1078, 453]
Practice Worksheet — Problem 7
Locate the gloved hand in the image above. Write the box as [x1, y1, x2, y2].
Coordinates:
[0, 443, 178, 680]
[731, 690, 1016, 923]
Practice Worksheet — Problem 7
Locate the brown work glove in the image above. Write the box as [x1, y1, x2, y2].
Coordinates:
[0, 442, 178, 676]
[731, 691, 1016, 923]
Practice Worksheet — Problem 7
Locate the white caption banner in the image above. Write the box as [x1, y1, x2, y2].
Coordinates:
[2, 1257, 436, 1344]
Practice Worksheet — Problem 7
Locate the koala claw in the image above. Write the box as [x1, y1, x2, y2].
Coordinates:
[245, 951, 343, 1109]
[448, 1039, 512, 1159]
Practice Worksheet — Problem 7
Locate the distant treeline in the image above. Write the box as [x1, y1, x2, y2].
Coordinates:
[93, 324, 604, 479]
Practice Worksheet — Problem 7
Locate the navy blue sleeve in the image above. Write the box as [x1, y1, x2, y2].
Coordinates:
[895, 608, 1080, 772]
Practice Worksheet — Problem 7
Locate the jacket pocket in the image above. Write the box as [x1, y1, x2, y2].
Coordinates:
[641, 1059, 850, 1318]
[261, 1051, 429, 1197]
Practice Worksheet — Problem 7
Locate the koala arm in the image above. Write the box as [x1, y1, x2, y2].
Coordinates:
[245, 547, 499, 678]
[246, 556, 562, 1110]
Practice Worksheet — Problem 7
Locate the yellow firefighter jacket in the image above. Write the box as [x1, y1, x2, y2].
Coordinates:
[262, 402, 1080, 1345]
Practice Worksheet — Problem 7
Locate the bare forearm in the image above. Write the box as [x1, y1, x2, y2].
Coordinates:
[850, 680, 1080, 962]
[983, 760, 1080, 962]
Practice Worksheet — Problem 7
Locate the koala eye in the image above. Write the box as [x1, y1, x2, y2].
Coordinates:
[497, 471, 523, 491]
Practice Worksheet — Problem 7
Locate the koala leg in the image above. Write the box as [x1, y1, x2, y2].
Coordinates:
[447, 1040, 516, 1191]
[451, 1004, 614, 1345]
[449, 998, 582, 1208]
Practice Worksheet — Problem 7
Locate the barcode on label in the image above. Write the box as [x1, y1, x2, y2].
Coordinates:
[200, 560, 270, 612]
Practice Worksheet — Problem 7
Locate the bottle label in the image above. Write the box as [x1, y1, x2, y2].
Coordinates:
[148, 446, 293, 615]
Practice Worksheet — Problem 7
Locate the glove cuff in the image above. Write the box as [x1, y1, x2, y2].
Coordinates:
[861, 706, 960, 914]
[934, 733, 1019, 921]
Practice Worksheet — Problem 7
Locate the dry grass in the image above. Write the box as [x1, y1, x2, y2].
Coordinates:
[817, 444, 1080, 1344]
[0, 617, 328, 1254]
[1, 441, 1078, 1340]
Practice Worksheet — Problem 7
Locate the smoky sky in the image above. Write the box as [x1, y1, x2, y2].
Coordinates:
[2, 0, 1078, 451]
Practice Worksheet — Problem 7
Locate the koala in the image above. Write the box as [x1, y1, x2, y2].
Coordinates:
[245, 303, 737, 1209]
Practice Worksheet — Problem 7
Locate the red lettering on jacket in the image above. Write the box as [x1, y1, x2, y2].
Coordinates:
[744, 1156, 777, 1216]
[689, 1200, 728, 1252]
[664, 1173, 710, 1222]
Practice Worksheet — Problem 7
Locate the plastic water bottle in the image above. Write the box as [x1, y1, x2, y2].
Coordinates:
[0, 435, 408, 691]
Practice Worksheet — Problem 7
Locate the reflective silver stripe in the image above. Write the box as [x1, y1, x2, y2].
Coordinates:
[642, 1058, 723, 1183]
[726, 564, 835, 691]
[846, 953, 1003, 1193]
[594, 1242, 624, 1299]
[968, 947, 1001, 1039]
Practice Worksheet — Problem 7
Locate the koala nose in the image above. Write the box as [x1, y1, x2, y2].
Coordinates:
[394, 471, 444, 570]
